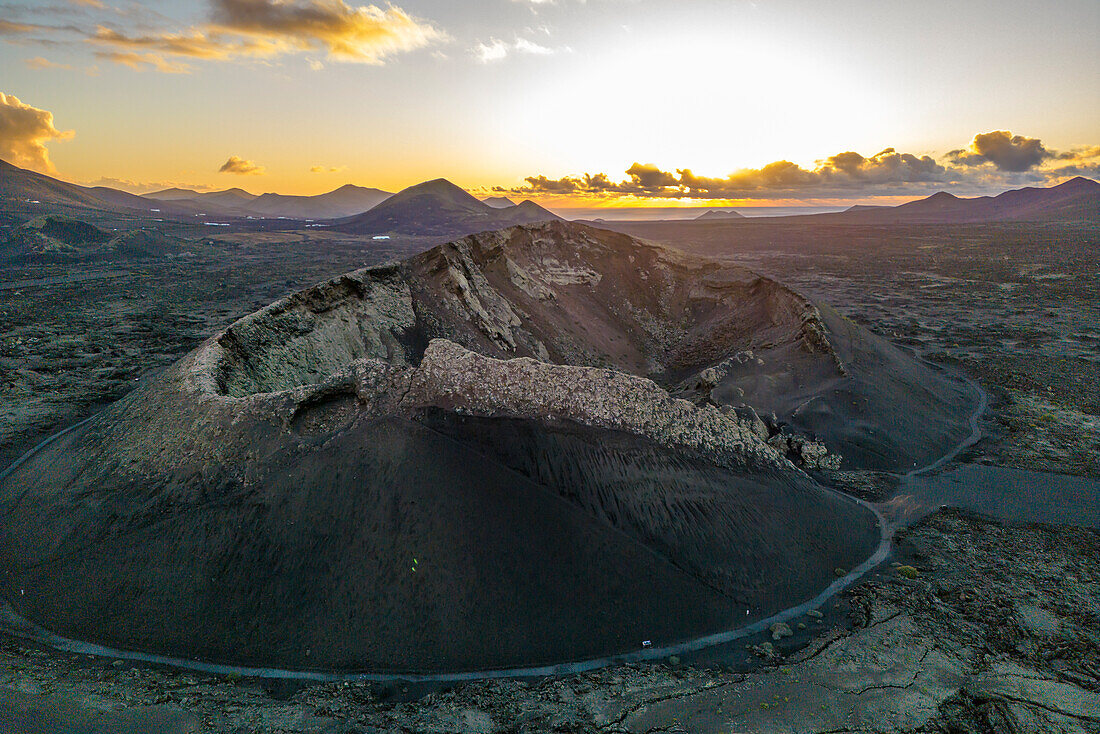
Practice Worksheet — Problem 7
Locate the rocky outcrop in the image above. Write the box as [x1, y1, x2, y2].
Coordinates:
[403, 339, 787, 470]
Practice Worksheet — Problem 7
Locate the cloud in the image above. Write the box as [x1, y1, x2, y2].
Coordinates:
[9, 1, 444, 72]
[947, 131, 1052, 172]
[505, 132, 1098, 201]
[625, 162, 678, 189]
[0, 18, 88, 40]
[520, 174, 579, 193]
[24, 56, 72, 70]
[83, 176, 218, 194]
[1040, 145, 1100, 182]
[474, 36, 555, 62]
[0, 20, 47, 36]
[93, 50, 193, 73]
[473, 38, 509, 62]
[0, 92, 74, 173]
[86, 2, 442, 70]
[218, 155, 265, 175]
[1057, 144, 1100, 164]
[210, 0, 445, 63]
[513, 37, 553, 54]
[819, 148, 946, 182]
[89, 25, 280, 62]
[517, 151, 947, 199]
[310, 164, 346, 173]
[25, 55, 102, 75]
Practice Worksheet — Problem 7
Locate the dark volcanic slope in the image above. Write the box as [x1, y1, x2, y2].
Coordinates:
[0, 408, 870, 672]
[0, 159, 108, 210]
[0, 221, 973, 673]
[0, 159, 218, 219]
[1, 215, 182, 263]
[334, 178, 559, 237]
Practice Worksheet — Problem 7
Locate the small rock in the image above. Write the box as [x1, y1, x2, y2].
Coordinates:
[733, 405, 770, 440]
[1016, 604, 1062, 637]
[797, 440, 842, 470]
[750, 642, 779, 660]
[696, 367, 723, 388]
[806, 609, 823, 619]
[770, 622, 793, 641]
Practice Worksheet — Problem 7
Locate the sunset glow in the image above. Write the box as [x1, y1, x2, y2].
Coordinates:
[1, 0, 1097, 209]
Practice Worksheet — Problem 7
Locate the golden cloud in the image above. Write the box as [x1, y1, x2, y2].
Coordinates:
[947, 131, 1052, 172]
[211, 0, 445, 63]
[84, 177, 222, 193]
[90, 26, 283, 61]
[0, 92, 74, 173]
[1055, 144, 1100, 165]
[87, 1, 443, 70]
[219, 155, 266, 175]
[24, 56, 73, 70]
[625, 162, 678, 189]
[93, 50, 193, 73]
[517, 150, 948, 200]
[506, 133, 1099, 201]
[0, 20, 41, 35]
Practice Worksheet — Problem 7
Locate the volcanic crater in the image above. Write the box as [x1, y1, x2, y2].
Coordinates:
[0, 221, 975, 673]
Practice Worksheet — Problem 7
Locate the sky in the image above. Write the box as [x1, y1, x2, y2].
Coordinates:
[1, 0, 1098, 209]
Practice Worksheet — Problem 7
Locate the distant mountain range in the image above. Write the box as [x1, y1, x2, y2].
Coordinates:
[334, 179, 560, 237]
[695, 210, 746, 221]
[836, 177, 1100, 224]
[0, 158, 393, 220]
[0, 158, 198, 216]
[641, 178, 1098, 226]
[2, 158, 1096, 230]
[145, 184, 393, 219]
[0, 159, 558, 236]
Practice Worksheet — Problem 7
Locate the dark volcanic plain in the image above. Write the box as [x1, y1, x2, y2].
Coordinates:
[1, 210, 1099, 732]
